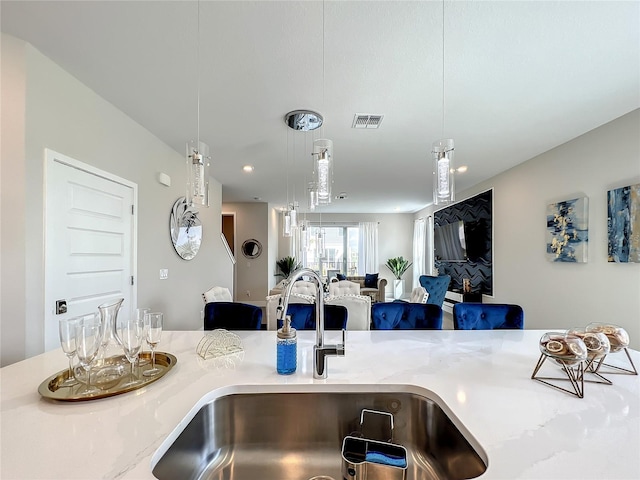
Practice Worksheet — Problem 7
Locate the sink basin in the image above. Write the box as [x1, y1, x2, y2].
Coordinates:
[152, 384, 487, 480]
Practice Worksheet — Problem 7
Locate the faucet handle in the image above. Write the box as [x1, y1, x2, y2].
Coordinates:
[337, 329, 346, 356]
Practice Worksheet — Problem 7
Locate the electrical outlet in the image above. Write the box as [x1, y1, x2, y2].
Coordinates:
[159, 269, 168, 280]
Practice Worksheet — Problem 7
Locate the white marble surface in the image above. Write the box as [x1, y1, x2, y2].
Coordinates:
[1, 330, 639, 479]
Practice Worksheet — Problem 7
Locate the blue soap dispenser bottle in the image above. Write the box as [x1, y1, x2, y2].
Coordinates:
[277, 315, 297, 375]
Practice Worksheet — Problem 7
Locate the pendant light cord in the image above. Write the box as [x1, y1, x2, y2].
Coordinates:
[286, 127, 290, 206]
[197, 0, 201, 147]
[441, 0, 445, 139]
[322, 0, 326, 138]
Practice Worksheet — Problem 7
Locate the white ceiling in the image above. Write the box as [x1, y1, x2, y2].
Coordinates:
[2, 1, 638, 213]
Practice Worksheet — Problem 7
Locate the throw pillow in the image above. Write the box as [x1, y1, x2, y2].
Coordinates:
[364, 273, 378, 288]
[336, 273, 347, 281]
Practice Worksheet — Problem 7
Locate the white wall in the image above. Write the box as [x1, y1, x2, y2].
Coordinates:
[416, 110, 640, 348]
[222, 202, 270, 300]
[0, 35, 27, 365]
[0, 35, 231, 365]
[267, 206, 279, 292]
[279, 212, 415, 297]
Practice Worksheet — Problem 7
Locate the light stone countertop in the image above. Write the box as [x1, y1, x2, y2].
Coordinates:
[1, 330, 639, 479]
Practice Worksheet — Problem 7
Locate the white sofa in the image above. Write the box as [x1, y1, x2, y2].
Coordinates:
[269, 279, 317, 296]
[328, 280, 361, 297]
[409, 286, 429, 303]
[325, 294, 371, 330]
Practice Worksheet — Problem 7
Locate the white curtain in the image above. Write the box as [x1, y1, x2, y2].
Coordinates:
[292, 226, 303, 266]
[412, 217, 427, 289]
[358, 222, 378, 274]
[427, 215, 434, 276]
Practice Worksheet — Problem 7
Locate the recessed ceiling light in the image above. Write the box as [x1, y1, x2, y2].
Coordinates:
[253, 197, 262, 201]
[456, 165, 468, 173]
[335, 192, 348, 200]
[243, 165, 254, 172]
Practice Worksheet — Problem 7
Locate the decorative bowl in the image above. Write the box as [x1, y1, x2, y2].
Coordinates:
[539, 331, 587, 365]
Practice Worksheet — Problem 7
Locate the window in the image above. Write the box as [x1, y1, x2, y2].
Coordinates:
[304, 225, 359, 278]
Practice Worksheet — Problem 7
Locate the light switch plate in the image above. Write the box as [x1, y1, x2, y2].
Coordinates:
[160, 269, 168, 280]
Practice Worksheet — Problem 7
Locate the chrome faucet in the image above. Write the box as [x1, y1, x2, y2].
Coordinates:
[276, 268, 345, 379]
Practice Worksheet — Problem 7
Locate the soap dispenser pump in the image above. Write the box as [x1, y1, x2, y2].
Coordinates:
[277, 315, 297, 375]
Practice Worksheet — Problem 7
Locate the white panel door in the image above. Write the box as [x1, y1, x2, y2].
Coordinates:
[44, 149, 136, 351]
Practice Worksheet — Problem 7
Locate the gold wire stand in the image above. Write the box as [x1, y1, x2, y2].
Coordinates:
[583, 357, 613, 385]
[531, 353, 584, 398]
[592, 348, 637, 376]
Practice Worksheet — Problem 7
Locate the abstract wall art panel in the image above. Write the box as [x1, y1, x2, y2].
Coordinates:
[546, 197, 589, 262]
[607, 183, 640, 263]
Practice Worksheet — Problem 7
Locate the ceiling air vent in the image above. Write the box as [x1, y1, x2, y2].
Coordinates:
[352, 114, 384, 129]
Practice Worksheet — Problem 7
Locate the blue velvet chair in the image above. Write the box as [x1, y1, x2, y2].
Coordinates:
[452, 303, 524, 330]
[277, 304, 348, 331]
[418, 275, 451, 308]
[204, 302, 263, 330]
[371, 303, 443, 330]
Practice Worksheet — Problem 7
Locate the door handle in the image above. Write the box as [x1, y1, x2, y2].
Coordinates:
[55, 300, 67, 315]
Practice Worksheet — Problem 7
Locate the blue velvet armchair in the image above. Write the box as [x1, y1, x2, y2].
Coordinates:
[371, 303, 443, 330]
[418, 275, 451, 308]
[204, 302, 263, 330]
[452, 303, 524, 330]
[276, 304, 348, 331]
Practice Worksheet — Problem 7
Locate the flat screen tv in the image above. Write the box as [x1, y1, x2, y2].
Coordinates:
[434, 221, 467, 262]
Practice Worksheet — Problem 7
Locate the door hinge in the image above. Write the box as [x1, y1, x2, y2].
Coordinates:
[131, 204, 134, 215]
[130, 276, 134, 285]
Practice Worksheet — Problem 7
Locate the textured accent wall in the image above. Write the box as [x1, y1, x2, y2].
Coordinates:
[434, 189, 493, 295]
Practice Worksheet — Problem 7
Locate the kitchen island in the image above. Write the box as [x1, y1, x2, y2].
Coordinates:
[1, 330, 638, 479]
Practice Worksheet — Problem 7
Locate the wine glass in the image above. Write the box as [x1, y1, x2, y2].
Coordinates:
[143, 312, 163, 377]
[75, 313, 102, 395]
[116, 313, 144, 387]
[58, 317, 79, 387]
[135, 307, 151, 366]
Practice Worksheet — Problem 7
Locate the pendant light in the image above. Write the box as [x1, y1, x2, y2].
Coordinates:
[432, 0, 454, 206]
[186, 0, 210, 207]
[311, 0, 333, 206]
[282, 208, 292, 237]
[313, 139, 333, 204]
[283, 125, 293, 237]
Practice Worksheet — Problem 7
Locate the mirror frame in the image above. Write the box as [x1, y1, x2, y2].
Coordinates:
[170, 197, 202, 261]
[241, 239, 262, 259]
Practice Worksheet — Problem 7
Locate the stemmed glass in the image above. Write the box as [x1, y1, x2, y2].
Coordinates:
[135, 307, 151, 366]
[143, 312, 163, 377]
[116, 313, 144, 387]
[58, 317, 79, 387]
[75, 313, 103, 396]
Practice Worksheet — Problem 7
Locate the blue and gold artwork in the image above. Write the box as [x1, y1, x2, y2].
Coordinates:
[608, 183, 640, 263]
[546, 197, 589, 262]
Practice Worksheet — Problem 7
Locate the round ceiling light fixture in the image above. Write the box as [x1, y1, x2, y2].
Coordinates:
[284, 110, 324, 131]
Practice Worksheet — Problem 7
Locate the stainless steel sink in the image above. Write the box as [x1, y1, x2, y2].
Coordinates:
[152, 384, 487, 480]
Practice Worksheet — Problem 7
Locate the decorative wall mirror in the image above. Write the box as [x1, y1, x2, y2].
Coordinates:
[241, 239, 262, 259]
[170, 197, 202, 260]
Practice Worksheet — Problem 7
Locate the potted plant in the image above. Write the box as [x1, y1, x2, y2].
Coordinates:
[275, 256, 302, 280]
[385, 256, 412, 299]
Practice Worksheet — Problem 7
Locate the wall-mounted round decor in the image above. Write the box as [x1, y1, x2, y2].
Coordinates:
[241, 239, 262, 259]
